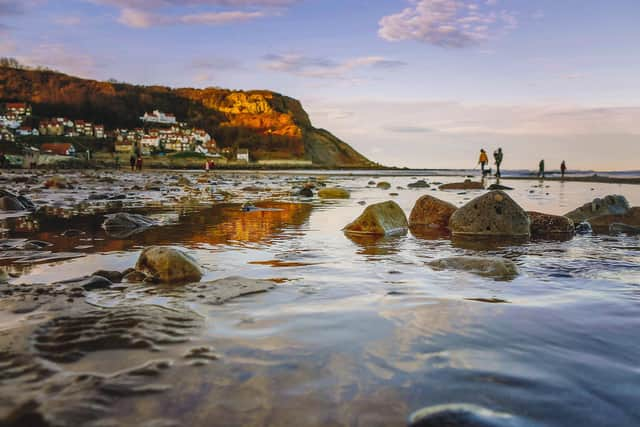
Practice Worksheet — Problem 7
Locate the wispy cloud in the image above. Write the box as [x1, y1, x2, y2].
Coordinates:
[89, 0, 296, 28]
[118, 7, 265, 28]
[379, 0, 518, 48]
[92, 0, 296, 6]
[263, 54, 406, 79]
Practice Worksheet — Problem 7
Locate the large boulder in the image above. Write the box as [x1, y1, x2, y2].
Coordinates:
[428, 256, 519, 280]
[135, 246, 203, 283]
[586, 206, 640, 232]
[318, 187, 350, 199]
[449, 190, 530, 238]
[409, 195, 457, 229]
[528, 211, 574, 237]
[344, 201, 408, 236]
[376, 181, 391, 190]
[564, 195, 630, 223]
[439, 179, 484, 191]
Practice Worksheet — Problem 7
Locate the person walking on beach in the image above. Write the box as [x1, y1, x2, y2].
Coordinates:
[478, 149, 489, 175]
[561, 160, 567, 179]
[114, 155, 120, 170]
[538, 159, 545, 179]
[129, 154, 136, 171]
[136, 156, 143, 171]
[493, 148, 503, 177]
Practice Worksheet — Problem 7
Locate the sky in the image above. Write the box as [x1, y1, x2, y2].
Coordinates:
[1, 0, 639, 170]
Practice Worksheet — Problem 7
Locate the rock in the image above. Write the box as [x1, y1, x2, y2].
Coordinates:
[185, 276, 276, 305]
[586, 206, 640, 232]
[92, 270, 124, 283]
[487, 183, 513, 190]
[0, 190, 34, 211]
[298, 187, 314, 197]
[368, 180, 376, 185]
[123, 270, 147, 283]
[57, 275, 113, 291]
[62, 229, 83, 237]
[318, 187, 350, 199]
[102, 213, 156, 238]
[409, 195, 457, 229]
[135, 246, 203, 283]
[44, 176, 72, 189]
[177, 176, 191, 186]
[344, 201, 408, 236]
[428, 256, 519, 280]
[449, 191, 530, 238]
[88, 193, 109, 200]
[376, 181, 391, 190]
[241, 202, 257, 212]
[564, 195, 630, 223]
[528, 211, 574, 237]
[575, 222, 592, 234]
[80, 275, 113, 290]
[0, 195, 25, 211]
[408, 180, 430, 188]
[609, 223, 640, 235]
[439, 179, 484, 190]
[409, 403, 517, 427]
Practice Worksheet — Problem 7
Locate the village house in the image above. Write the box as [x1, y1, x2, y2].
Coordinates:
[39, 120, 65, 136]
[40, 142, 76, 156]
[140, 110, 177, 125]
[94, 125, 105, 138]
[5, 102, 32, 118]
[16, 126, 39, 137]
[0, 127, 15, 142]
[237, 148, 250, 162]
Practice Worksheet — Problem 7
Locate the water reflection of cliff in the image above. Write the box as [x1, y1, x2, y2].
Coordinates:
[1, 202, 312, 256]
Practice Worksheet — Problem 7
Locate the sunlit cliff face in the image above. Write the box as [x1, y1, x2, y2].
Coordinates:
[216, 92, 303, 138]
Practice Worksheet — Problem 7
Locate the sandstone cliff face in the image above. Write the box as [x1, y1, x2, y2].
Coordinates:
[0, 67, 372, 167]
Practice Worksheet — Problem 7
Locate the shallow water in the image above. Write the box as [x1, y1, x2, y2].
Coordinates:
[1, 171, 640, 426]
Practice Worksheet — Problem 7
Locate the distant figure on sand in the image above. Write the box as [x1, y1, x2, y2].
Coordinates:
[538, 159, 545, 179]
[493, 148, 503, 177]
[129, 154, 136, 171]
[115, 155, 120, 170]
[136, 156, 143, 171]
[478, 149, 489, 175]
[561, 160, 567, 179]
[205, 160, 210, 172]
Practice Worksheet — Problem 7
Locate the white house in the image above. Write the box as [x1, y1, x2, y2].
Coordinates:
[237, 149, 249, 162]
[140, 110, 177, 125]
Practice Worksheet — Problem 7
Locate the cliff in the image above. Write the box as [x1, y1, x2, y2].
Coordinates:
[0, 67, 374, 168]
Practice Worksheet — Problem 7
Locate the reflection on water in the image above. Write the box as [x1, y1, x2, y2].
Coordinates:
[1, 172, 640, 426]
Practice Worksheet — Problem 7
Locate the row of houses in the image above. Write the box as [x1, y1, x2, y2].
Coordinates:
[114, 123, 216, 155]
[37, 118, 106, 138]
[0, 103, 108, 141]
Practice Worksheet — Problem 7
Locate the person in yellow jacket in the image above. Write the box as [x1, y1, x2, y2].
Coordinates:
[478, 149, 489, 175]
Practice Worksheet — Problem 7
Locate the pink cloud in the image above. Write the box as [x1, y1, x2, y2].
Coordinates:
[379, 0, 518, 48]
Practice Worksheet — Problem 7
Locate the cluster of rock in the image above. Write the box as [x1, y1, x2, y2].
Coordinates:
[340, 189, 640, 280]
[564, 195, 640, 234]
